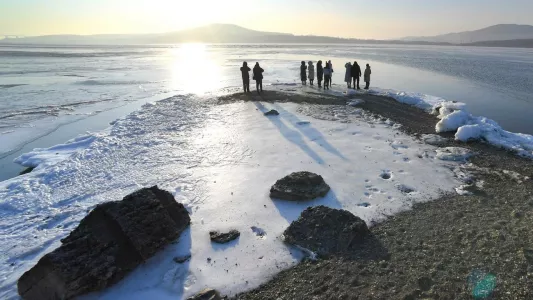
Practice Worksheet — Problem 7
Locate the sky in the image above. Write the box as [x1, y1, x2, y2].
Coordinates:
[1, 0, 533, 39]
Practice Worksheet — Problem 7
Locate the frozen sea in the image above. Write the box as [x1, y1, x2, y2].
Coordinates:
[1, 44, 533, 299]
[1, 44, 533, 180]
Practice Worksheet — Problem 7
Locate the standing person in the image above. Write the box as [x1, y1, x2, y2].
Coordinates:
[344, 62, 352, 88]
[364, 64, 371, 90]
[308, 61, 315, 86]
[300, 61, 307, 85]
[316, 60, 324, 88]
[323, 62, 332, 90]
[253, 62, 264, 94]
[240, 61, 251, 93]
[328, 60, 334, 86]
[351, 61, 362, 90]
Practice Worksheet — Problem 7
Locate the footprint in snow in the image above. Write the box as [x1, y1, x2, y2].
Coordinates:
[390, 141, 409, 150]
[396, 184, 416, 194]
[380, 171, 392, 180]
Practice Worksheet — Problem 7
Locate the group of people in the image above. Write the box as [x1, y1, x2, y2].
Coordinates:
[299, 60, 335, 89]
[240, 59, 371, 94]
[300, 60, 371, 90]
[240, 61, 264, 94]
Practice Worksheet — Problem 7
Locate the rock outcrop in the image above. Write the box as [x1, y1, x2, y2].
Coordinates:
[270, 171, 330, 201]
[209, 230, 240, 244]
[264, 109, 279, 116]
[283, 205, 369, 256]
[18, 186, 190, 300]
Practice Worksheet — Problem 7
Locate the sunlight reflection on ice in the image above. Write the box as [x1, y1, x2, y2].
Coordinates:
[170, 44, 222, 94]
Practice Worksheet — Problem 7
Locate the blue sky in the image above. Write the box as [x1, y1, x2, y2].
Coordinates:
[1, 0, 532, 39]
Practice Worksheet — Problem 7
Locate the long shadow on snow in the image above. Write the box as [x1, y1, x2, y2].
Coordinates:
[253, 101, 325, 165]
[271, 103, 348, 161]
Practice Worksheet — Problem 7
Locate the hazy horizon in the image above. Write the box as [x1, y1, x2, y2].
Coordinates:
[2, 0, 533, 39]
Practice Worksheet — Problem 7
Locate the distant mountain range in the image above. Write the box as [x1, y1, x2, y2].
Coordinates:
[402, 24, 533, 44]
[2, 23, 533, 48]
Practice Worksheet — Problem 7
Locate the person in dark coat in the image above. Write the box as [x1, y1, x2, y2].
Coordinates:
[300, 61, 307, 85]
[240, 61, 251, 93]
[364, 64, 371, 90]
[316, 60, 324, 88]
[323, 62, 332, 90]
[351, 61, 362, 89]
[253, 62, 264, 94]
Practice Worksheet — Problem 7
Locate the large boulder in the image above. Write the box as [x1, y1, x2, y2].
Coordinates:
[270, 171, 330, 201]
[18, 186, 190, 300]
[283, 205, 369, 256]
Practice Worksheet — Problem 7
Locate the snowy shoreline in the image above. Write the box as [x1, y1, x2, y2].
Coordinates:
[1, 86, 533, 299]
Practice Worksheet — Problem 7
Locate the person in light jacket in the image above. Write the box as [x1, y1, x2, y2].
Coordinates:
[253, 62, 264, 94]
[316, 60, 324, 88]
[300, 61, 307, 85]
[344, 62, 352, 88]
[364, 64, 371, 90]
[351, 61, 362, 89]
[240, 61, 251, 93]
[308, 61, 315, 86]
[328, 60, 334, 85]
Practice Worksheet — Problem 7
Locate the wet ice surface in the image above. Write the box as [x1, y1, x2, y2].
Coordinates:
[0, 89, 466, 299]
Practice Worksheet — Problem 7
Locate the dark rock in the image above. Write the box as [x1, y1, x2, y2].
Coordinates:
[187, 288, 222, 300]
[523, 248, 533, 264]
[270, 171, 330, 201]
[283, 206, 369, 255]
[18, 186, 190, 300]
[264, 109, 279, 116]
[209, 230, 240, 243]
[173, 254, 192, 263]
[19, 167, 35, 176]
[417, 276, 433, 291]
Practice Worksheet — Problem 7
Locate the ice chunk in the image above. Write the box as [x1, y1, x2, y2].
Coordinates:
[436, 110, 471, 133]
[436, 147, 474, 161]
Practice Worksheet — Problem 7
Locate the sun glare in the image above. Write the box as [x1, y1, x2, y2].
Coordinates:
[170, 43, 221, 94]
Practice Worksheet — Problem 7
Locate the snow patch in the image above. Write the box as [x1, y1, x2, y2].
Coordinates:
[421, 134, 448, 146]
[436, 147, 474, 161]
[347, 99, 364, 106]
[14, 135, 96, 170]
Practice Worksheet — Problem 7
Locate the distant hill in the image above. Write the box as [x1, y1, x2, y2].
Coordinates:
[402, 24, 533, 44]
[2, 23, 533, 48]
[0, 24, 448, 45]
[463, 38, 533, 48]
[0, 24, 293, 45]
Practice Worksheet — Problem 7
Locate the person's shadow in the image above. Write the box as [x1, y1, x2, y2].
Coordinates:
[254, 101, 325, 165]
[271, 103, 348, 161]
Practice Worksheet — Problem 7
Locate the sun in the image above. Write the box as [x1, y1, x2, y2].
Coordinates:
[170, 43, 222, 94]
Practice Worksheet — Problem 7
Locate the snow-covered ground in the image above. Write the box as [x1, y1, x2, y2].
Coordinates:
[0, 86, 470, 299]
